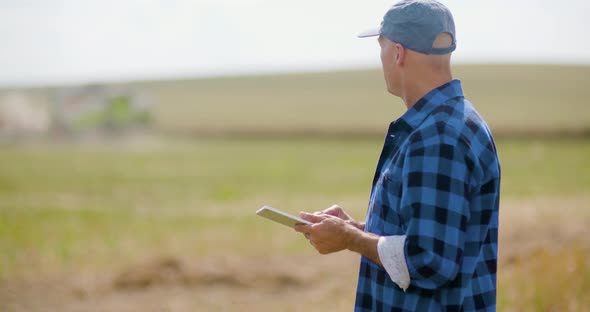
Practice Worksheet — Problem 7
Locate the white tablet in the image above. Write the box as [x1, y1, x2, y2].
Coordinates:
[256, 205, 312, 228]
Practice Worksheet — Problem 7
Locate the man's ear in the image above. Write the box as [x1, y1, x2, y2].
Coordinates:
[395, 43, 405, 66]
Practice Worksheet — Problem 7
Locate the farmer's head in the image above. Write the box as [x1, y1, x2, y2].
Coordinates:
[359, 0, 456, 98]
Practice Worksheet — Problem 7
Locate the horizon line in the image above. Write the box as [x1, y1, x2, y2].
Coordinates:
[1, 62, 589, 90]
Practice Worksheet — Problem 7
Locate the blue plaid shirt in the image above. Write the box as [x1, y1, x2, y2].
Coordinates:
[355, 80, 501, 311]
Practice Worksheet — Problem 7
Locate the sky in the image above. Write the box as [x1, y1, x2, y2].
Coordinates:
[1, 0, 589, 87]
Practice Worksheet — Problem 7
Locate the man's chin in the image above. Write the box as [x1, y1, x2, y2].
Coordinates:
[386, 88, 399, 97]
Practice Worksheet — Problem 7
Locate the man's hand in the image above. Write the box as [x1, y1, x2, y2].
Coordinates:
[294, 212, 362, 254]
[294, 207, 383, 268]
[312, 205, 365, 231]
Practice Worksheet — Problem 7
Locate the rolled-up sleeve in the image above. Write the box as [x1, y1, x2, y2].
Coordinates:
[377, 235, 410, 291]
[399, 131, 472, 290]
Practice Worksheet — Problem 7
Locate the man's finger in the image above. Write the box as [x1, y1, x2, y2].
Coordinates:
[294, 223, 312, 233]
[300, 212, 326, 223]
[322, 204, 342, 215]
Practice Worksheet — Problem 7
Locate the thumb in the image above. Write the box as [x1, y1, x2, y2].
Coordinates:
[300, 212, 325, 224]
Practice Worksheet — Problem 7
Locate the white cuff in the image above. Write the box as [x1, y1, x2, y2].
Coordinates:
[377, 235, 410, 291]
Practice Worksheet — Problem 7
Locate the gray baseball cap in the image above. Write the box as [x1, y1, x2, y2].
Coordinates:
[358, 0, 456, 55]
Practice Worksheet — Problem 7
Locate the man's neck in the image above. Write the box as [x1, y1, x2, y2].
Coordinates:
[401, 74, 453, 109]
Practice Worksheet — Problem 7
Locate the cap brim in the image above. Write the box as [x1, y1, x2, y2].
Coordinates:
[357, 26, 381, 38]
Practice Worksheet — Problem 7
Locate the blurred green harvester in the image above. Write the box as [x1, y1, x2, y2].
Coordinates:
[52, 85, 152, 134]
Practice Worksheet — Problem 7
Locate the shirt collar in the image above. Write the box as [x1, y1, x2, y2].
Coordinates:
[395, 79, 464, 131]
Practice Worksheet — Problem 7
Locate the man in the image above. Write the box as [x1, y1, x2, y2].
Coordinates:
[294, 0, 501, 311]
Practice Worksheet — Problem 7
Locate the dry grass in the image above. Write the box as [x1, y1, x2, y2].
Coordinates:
[2, 65, 589, 137]
[140, 65, 590, 135]
[1, 195, 588, 311]
[497, 196, 590, 312]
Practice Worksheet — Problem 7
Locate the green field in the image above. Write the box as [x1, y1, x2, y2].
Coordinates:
[1, 65, 590, 311]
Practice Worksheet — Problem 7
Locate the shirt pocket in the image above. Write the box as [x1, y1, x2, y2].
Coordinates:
[369, 168, 406, 235]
